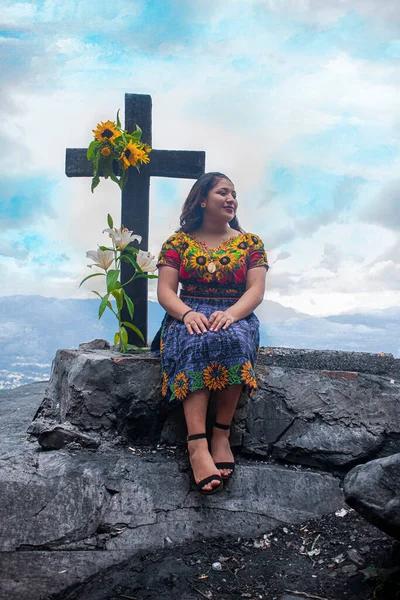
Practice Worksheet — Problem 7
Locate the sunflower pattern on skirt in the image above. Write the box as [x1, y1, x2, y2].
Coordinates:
[153, 231, 269, 402]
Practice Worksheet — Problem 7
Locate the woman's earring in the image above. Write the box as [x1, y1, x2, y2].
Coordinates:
[201, 202, 206, 208]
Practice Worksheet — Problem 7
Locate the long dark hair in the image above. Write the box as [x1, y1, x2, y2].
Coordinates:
[177, 172, 244, 233]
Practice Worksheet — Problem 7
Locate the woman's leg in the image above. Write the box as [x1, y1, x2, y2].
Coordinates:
[211, 383, 243, 477]
[183, 389, 222, 492]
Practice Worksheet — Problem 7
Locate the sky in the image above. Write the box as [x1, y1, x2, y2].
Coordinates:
[1, 0, 399, 318]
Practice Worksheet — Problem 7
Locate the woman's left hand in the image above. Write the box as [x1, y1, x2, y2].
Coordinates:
[209, 310, 237, 332]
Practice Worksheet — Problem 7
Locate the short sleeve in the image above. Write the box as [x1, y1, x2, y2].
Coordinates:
[247, 234, 269, 271]
[156, 234, 182, 270]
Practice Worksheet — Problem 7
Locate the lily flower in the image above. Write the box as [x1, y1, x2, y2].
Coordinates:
[136, 250, 157, 273]
[103, 226, 142, 250]
[86, 248, 114, 271]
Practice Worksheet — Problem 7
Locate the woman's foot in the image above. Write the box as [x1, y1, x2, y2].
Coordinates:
[211, 426, 234, 479]
[187, 437, 222, 493]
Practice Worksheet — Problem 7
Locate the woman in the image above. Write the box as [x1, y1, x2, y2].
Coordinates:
[153, 172, 269, 494]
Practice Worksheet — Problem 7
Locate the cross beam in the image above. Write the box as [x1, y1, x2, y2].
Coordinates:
[66, 93, 205, 346]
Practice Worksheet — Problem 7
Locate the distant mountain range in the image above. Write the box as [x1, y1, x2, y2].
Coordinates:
[0, 295, 398, 390]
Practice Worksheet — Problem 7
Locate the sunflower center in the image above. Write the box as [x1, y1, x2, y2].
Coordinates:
[125, 149, 131, 159]
[102, 129, 114, 139]
[196, 256, 207, 265]
[220, 256, 231, 265]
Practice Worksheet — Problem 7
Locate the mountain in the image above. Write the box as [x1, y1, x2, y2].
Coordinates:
[0, 295, 398, 390]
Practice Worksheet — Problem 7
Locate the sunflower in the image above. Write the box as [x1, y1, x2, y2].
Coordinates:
[173, 371, 189, 400]
[241, 361, 257, 388]
[187, 249, 209, 275]
[161, 371, 168, 397]
[101, 146, 112, 157]
[120, 141, 150, 170]
[203, 362, 229, 391]
[216, 251, 240, 274]
[92, 120, 121, 145]
[201, 272, 213, 282]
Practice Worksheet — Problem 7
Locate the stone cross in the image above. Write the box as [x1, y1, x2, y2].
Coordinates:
[66, 93, 205, 346]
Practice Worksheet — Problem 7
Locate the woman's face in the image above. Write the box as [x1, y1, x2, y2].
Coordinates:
[204, 178, 238, 221]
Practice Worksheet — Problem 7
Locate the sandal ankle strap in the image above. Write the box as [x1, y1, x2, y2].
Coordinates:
[187, 433, 207, 442]
[214, 422, 231, 430]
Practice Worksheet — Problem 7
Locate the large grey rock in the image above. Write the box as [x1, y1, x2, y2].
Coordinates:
[343, 453, 400, 540]
[240, 365, 399, 468]
[1, 380, 344, 599]
[28, 347, 400, 471]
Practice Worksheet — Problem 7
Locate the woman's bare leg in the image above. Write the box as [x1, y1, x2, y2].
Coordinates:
[211, 384, 243, 477]
[183, 389, 222, 492]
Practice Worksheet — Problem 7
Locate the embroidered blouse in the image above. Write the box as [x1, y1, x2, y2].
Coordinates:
[157, 231, 269, 299]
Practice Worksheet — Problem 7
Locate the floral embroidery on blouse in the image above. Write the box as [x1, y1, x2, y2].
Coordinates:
[156, 231, 269, 285]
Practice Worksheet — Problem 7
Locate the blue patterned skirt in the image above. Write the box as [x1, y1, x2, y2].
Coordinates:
[152, 285, 260, 403]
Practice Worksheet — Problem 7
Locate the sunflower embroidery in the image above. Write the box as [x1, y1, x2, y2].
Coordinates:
[201, 272, 213, 282]
[203, 362, 229, 390]
[174, 371, 189, 400]
[241, 361, 257, 388]
[161, 371, 168, 397]
[187, 249, 209, 275]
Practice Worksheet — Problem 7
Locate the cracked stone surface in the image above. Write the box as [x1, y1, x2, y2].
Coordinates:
[344, 452, 400, 541]
[2, 345, 400, 599]
[1, 377, 344, 600]
[27, 347, 400, 469]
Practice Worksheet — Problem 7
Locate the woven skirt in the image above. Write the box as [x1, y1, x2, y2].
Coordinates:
[154, 294, 260, 403]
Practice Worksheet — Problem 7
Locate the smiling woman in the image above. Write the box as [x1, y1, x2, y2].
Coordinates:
[151, 172, 269, 495]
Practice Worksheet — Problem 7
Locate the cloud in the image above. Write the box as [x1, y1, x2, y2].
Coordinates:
[360, 180, 400, 231]
[320, 243, 342, 273]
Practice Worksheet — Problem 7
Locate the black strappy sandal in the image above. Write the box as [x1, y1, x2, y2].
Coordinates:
[213, 422, 235, 480]
[187, 433, 224, 495]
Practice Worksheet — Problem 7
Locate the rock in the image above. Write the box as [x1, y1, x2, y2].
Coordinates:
[0, 380, 345, 599]
[28, 348, 400, 472]
[37, 425, 100, 450]
[272, 419, 383, 468]
[238, 365, 400, 468]
[344, 453, 400, 541]
[78, 339, 111, 350]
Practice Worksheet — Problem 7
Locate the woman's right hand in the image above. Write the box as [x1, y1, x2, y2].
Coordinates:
[183, 311, 209, 335]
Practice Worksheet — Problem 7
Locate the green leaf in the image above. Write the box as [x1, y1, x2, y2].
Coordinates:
[114, 332, 120, 347]
[116, 109, 121, 129]
[87, 140, 99, 161]
[119, 255, 132, 264]
[91, 290, 103, 299]
[106, 269, 120, 293]
[78, 272, 105, 288]
[122, 289, 135, 319]
[99, 245, 114, 252]
[120, 326, 129, 346]
[120, 168, 129, 190]
[107, 214, 113, 229]
[122, 321, 145, 342]
[110, 172, 121, 186]
[121, 245, 139, 255]
[111, 289, 123, 312]
[120, 253, 137, 270]
[99, 293, 110, 318]
[134, 273, 158, 280]
[91, 175, 100, 193]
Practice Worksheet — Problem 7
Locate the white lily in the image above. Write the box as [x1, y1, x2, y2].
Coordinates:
[86, 248, 114, 271]
[102, 226, 142, 250]
[136, 250, 157, 273]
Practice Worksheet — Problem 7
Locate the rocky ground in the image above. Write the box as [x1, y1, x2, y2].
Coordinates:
[50, 509, 399, 600]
